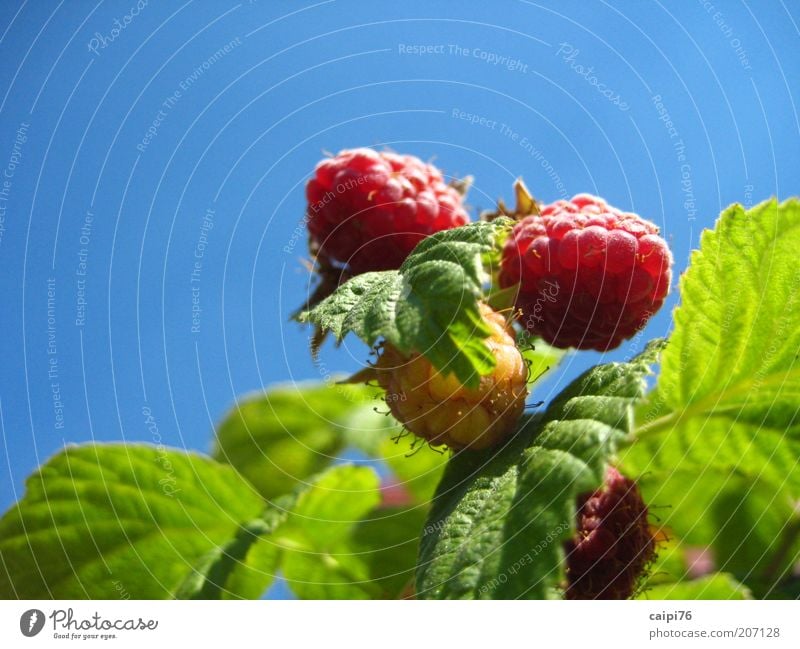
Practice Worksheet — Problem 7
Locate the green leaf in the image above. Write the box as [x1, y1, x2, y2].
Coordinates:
[416, 420, 535, 600]
[301, 271, 404, 343]
[221, 529, 281, 599]
[0, 444, 264, 599]
[279, 465, 383, 599]
[300, 220, 513, 388]
[273, 465, 429, 599]
[416, 344, 661, 599]
[623, 198, 800, 582]
[755, 576, 800, 599]
[629, 470, 800, 584]
[380, 439, 448, 505]
[350, 505, 428, 598]
[640, 536, 690, 586]
[341, 413, 448, 505]
[650, 198, 800, 434]
[339, 396, 403, 458]
[638, 573, 752, 600]
[177, 460, 429, 600]
[213, 382, 385, 499]
[174, 494, 294, 600]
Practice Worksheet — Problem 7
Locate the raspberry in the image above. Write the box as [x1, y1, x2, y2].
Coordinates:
[373, 304, 528, 450]
[306, 148, 470, 274]
[498, 183, 672, 350]
[564, 467, 655, 600]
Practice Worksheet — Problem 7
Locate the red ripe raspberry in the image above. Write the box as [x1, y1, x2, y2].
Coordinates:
[498, 186, 672, 350]
[373, 304, 528, 451]
[306, 148, 470, 274]
[564, 467, 655, 600]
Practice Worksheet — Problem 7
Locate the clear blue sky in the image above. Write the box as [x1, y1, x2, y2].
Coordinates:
[0, 1, 798, 598]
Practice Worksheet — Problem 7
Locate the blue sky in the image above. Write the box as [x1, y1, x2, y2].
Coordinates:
[0, 0, 798, 598]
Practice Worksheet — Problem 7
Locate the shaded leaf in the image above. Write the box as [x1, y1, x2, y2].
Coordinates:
[638, 573, 751, 600]
[0, 444, 263, 599]
[280, 466, 382, 599]
[213, 382, 385, 499]
[624, 198, 800, 583]
[174, 494, 295, 600]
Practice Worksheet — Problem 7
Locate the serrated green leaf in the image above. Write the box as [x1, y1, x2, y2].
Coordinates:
[416, 421, 534, 600]
[213, 382, 385, 499]
[638, 573, 752, 600]
[653, 198, 800, 427]
[300, 221, 512, 388]
[0, 444, 264, 599]
[304, 272, 404, 343]
[416, 344, 660, 599]
[623, 198, 800, 583]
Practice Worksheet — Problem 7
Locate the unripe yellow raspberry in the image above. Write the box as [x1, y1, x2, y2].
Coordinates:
[375, 304, 528, 450]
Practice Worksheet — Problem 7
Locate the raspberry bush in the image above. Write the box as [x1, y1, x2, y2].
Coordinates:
[1, 148, 798, 601]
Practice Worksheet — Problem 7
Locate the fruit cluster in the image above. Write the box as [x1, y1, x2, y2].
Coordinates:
[300, 147, 670, 599]
[303, 150, 672, 452]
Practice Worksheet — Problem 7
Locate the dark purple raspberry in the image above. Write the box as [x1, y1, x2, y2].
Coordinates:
[564, 467, 655, 600]
[498, 184, 672, 350]
[306, 148, 470, 274]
